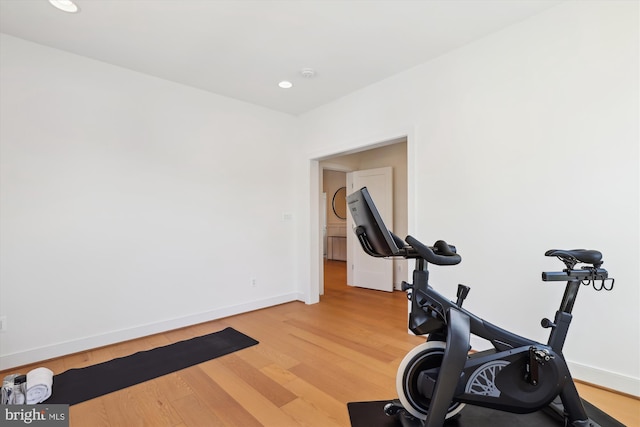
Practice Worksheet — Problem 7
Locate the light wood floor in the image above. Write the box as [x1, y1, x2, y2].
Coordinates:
[2, 260, 638, 426]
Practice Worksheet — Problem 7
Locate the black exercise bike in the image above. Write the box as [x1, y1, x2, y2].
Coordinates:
[346, 187, 614, 427]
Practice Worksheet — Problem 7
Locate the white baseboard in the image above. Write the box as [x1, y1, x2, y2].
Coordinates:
[567, 360, 640, 397]
[5, 293, 636, 398]
[0, 292, 303, 371]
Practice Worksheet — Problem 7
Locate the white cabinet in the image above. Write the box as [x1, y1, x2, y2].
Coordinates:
[327, 236, 347, 261]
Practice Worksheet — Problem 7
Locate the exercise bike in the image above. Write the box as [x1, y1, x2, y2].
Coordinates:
[346, 187, 615, 427]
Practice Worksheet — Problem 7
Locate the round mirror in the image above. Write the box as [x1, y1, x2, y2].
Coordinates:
[332, 187, 347, 220]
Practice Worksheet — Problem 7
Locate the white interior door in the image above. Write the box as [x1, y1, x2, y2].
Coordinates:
[346, 167, 393, 292]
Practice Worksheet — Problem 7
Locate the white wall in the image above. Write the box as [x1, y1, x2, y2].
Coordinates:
[323, 169, 347, 231]
[0, 35, 301, 369]
[298, 1, 639, 395]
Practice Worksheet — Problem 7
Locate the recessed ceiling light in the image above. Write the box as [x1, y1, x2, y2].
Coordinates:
[49, 0, 80, 13]
[278, 81, 293, 89]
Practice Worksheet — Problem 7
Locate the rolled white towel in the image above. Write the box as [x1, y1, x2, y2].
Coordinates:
[26, 367, 53, 404]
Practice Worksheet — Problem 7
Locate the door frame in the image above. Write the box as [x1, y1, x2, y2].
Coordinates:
[308, 128, 416, 303]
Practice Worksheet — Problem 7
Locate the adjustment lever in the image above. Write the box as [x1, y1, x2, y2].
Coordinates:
[541, 318, 556, 329]
[456, 284, 470, 307]
[401, 281, 413, 291]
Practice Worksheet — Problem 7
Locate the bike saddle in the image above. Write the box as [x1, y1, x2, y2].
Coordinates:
[545, 249, 602, 267]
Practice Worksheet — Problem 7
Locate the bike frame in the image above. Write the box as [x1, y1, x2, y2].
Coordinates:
[346, 186, 610, 427]
[409, 258, 608, 427]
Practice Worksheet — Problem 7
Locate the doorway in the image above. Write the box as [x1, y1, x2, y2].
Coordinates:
[318, 139, 409, 298]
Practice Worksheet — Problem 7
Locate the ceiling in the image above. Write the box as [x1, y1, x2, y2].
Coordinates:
[0, 0, 562, 115]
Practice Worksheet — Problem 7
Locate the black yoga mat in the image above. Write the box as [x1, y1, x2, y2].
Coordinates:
[47, 327, 258, 405]
[347, 399, 625, 427]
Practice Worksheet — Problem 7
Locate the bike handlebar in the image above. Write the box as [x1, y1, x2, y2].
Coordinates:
[405, 236, 462, 266]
